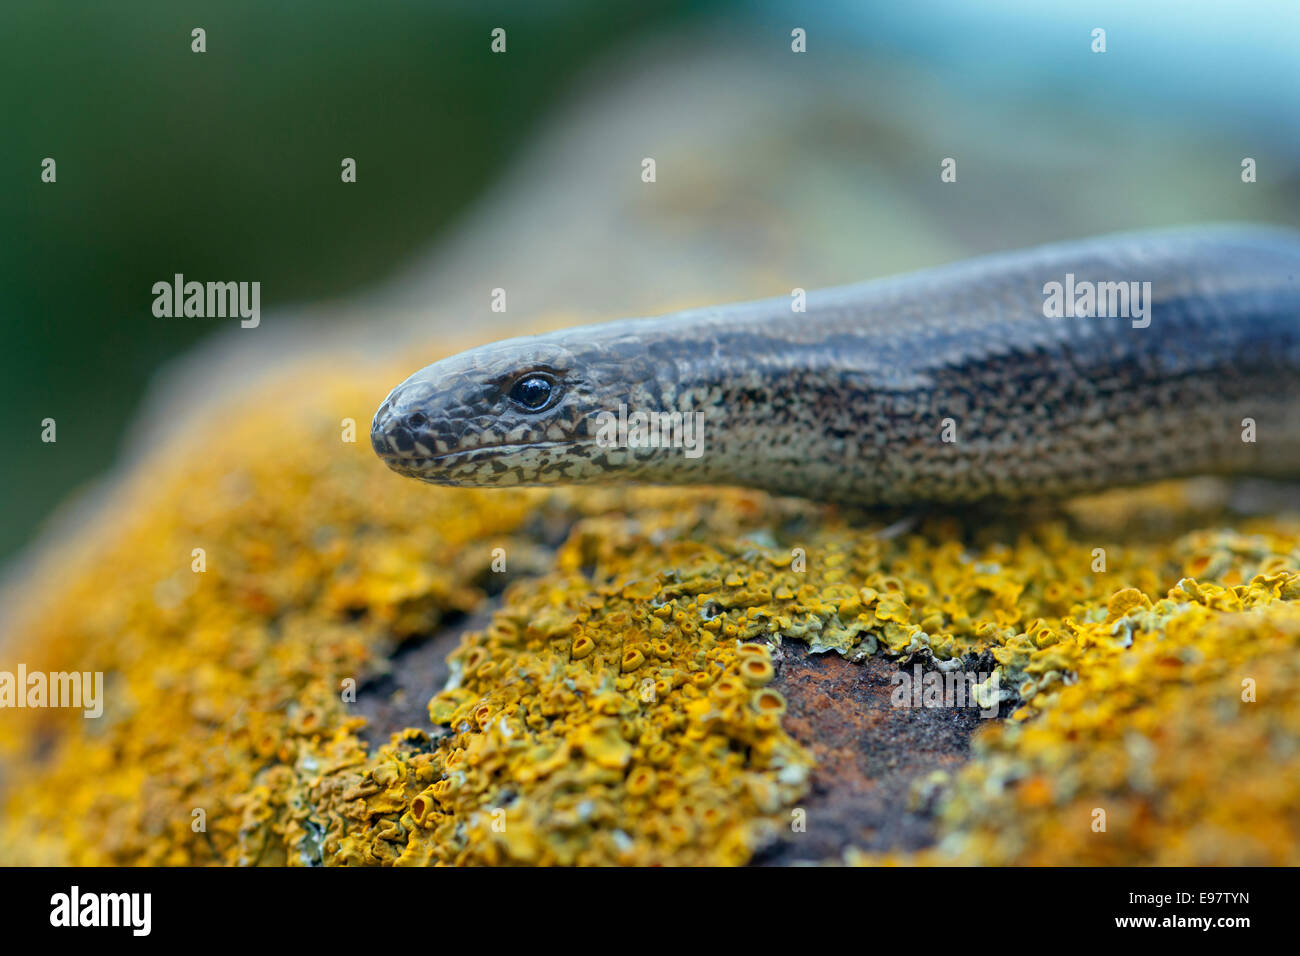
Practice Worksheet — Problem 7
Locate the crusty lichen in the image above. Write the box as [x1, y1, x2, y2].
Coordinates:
[862, 571, 1300, 865]
[2, 346, 1298, 865]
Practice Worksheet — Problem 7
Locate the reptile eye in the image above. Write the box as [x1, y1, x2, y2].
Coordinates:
[508, 374, 557, 411]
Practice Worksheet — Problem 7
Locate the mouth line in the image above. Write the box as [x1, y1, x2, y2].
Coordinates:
[380, 438, 586, 466]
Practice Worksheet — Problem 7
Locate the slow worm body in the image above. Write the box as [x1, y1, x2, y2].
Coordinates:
[372, 226, 1300, 505]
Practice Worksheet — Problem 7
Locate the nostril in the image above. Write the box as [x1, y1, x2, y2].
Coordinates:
[406, 411, 428, 428]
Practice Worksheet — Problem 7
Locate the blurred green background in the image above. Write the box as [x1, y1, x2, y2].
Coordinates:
[0, 1, 720, 565]
[3, 0, 1298, 568]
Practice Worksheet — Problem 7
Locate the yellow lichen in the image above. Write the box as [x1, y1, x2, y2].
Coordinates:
[1, 342, 1299, 866]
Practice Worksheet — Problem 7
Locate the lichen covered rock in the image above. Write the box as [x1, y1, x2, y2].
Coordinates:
[2, 348, 1298, 865]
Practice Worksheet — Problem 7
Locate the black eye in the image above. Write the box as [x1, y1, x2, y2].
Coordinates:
[508, 374, 556, 410]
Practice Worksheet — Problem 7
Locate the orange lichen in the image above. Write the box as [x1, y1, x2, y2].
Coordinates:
[857, 574, 1300, 865]
[1, 340, 1299, 866]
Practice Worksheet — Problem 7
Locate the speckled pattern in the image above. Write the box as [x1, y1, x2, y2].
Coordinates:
[373, 227, 1300, 503]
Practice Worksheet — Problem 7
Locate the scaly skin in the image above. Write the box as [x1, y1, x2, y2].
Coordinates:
[371, 226, 1300, 505]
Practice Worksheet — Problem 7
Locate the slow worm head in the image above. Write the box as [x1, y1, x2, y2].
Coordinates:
[372, 226, 1300, 505]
